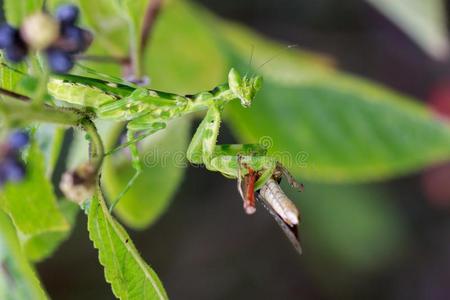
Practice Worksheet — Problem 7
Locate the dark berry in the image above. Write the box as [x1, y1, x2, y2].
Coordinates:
[8, 131, 29, 150]
[0, 168, 6, 187]
[0, 23, 28, 63]
[1, 157, 26, 182]
[46, 48, 74, 73]
[0, 24, 18, 48]
[56, 25, 92, 54]
[79, 28, 93, 52]
[56, 5, 79, 25]
[4, 42, 28, 63]
[59, 25, 84, 53]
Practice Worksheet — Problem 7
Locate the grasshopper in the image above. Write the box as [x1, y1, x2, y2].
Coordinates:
[46, 67, 304, 253]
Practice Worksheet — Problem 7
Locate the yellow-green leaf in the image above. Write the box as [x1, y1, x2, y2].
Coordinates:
[76, 0, 129, 57]
[4, 0, 43, 26]
[103, 118, 190, 229]
[0, 141, 72, 261]
[144, 0, 227, 93]
[0, 210, 48, 300]
[88, 189, 168, 300]
[218, 22, 450, 182]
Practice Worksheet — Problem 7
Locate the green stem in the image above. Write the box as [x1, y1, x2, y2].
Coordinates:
[33, 69, 49, 106]
[0, 88, 106, 180]
[81, 118, 104, 172]
[28, 53, 50, 106]
[47, 126, 65, 177]
[127, 0, 164, 81]
[140, 0, 163, 56]
[128, 24, 141, 79]
[0, 98, 82, 126]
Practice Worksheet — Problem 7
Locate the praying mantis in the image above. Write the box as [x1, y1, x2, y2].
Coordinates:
[46, 67, 304, 254]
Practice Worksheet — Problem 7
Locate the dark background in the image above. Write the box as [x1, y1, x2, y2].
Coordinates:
[36, 1, 450, 299]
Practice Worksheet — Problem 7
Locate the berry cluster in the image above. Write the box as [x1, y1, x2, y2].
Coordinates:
[0, 5, 92, 73]
[0, 131, 29, 187]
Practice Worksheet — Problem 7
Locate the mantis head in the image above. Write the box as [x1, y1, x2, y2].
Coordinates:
[228, 68, 263, 108]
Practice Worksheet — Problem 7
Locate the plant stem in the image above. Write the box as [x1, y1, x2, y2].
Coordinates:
[0, 97, 82, 126]
[125, 0, 164, 81]
[75, 55, 130, 65]
[33, 69, 49, 106]
[28, 52, 51, 106]
[140, 0, 164, 55]
[81, 118, 104, 172]
[0, 87, 29, 102]
[0, 88, 105, 179]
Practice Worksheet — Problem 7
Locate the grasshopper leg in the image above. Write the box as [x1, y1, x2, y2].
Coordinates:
[236, 155, 258, 214]
[276, 162, 304, 192]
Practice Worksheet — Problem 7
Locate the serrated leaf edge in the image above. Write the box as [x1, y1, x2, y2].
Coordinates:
[88, 189, 168, 300]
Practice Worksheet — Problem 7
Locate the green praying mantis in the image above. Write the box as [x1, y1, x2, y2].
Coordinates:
[45, 66, 304, 254]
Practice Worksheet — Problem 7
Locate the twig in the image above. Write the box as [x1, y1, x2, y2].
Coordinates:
[0, 87, 88, 126]
[0, 87, 30, 102]
[140, 0, 164, 55]
[75, 55, 130, 65]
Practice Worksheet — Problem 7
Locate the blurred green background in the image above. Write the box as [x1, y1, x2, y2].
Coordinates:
[3, 0, 449, 299]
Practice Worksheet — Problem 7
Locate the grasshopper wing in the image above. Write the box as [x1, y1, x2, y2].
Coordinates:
[256, 192, 302, 255]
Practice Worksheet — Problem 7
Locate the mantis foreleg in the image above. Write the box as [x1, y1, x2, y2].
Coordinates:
[186, 104, 276, 206]
[186, 104, 221, 168]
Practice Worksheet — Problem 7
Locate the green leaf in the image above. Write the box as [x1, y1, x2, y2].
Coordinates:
[76, 0, 149, 76]
[47, 126, 65, 177]
[88, 188, 168, 300]
[3, 0, 43, 26]
[215, 20, 335, 83]
[103, 118, 190, 229]
[0, 210, 48, 300]
[298, 183, 408, 271]
[219, 23, 450, 182]
[0, 56, 27, 92]
[143, 1, 227, 93]
[73, 1, 227, 91]
[0, 140, 72, 261]
[34, 124, 66, 177]
[365, 0, 449, 60]
[76, 0, 129, 57]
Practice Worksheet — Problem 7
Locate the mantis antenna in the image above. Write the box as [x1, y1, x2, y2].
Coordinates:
[255, 44, 298, 71]
[245, 44, 255, 77]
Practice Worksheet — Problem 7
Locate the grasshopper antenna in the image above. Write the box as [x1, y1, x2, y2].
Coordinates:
[256, 44, 298, 71]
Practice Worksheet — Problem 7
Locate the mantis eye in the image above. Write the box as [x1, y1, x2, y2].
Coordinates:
[253, 76, 263, 91]
[228, 68, 243, 96]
